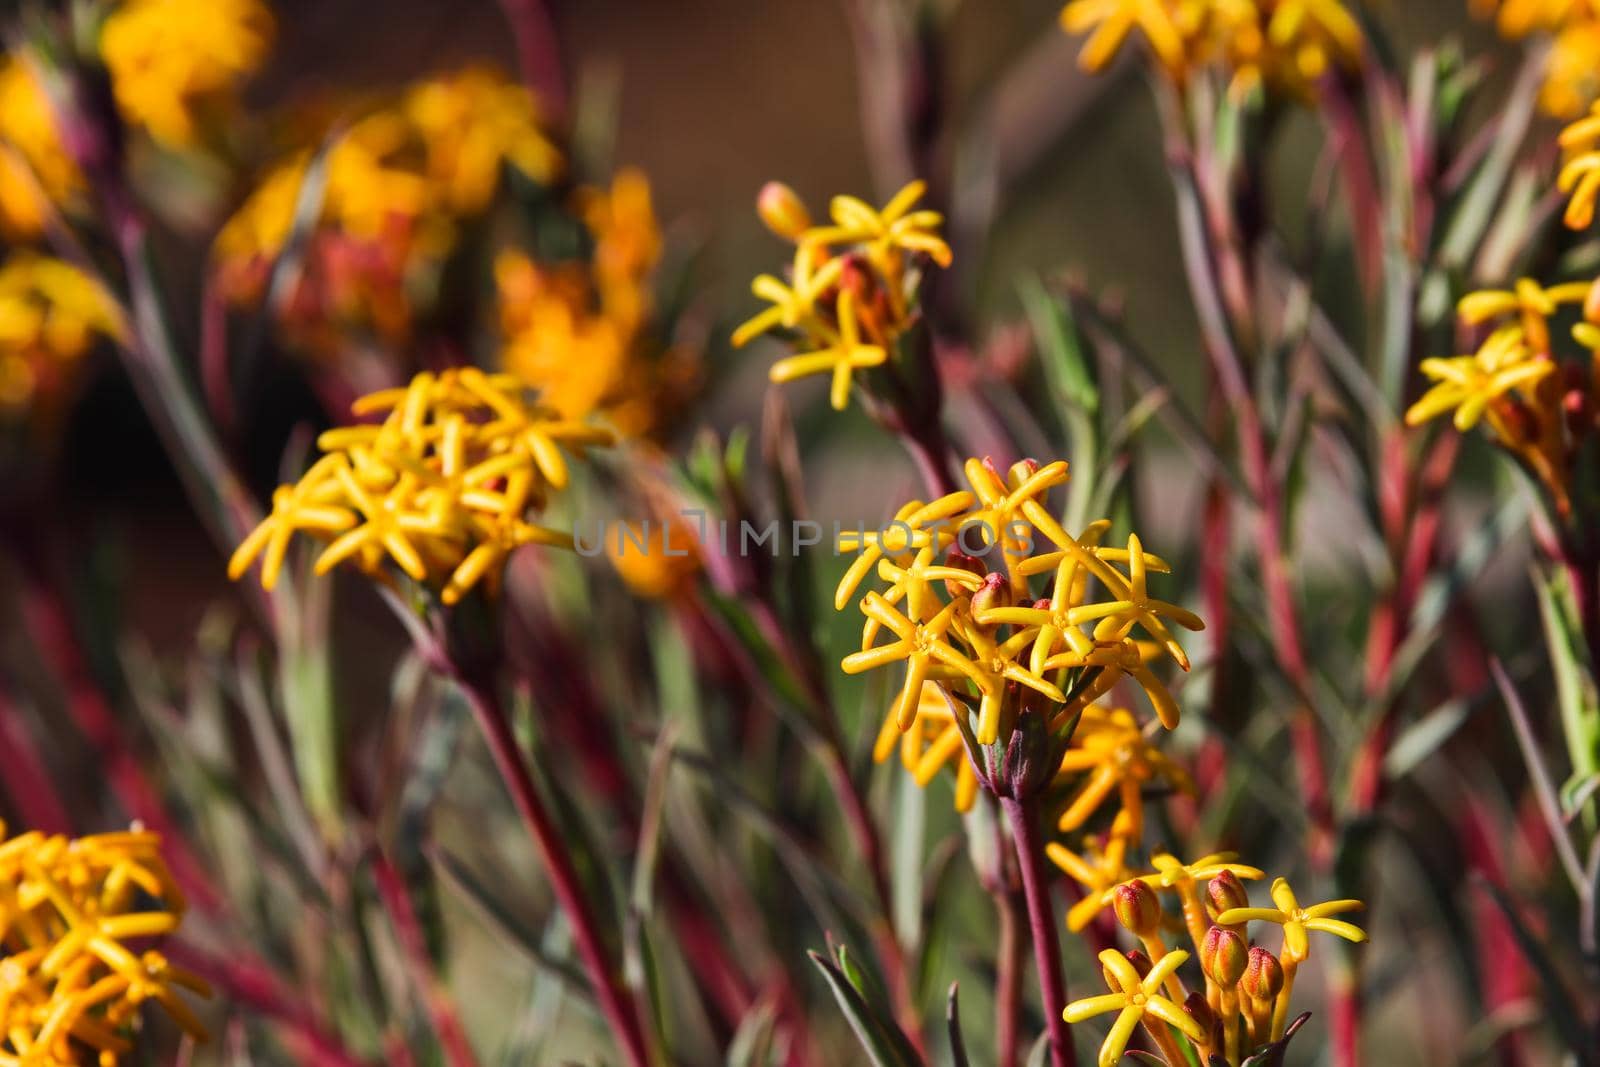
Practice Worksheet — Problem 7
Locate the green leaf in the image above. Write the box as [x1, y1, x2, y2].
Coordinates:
[726, 1000, 780, 1067]
[1019, 274, 1097, 415]
[808, 950, 918, 1067]
[1534, 564, 1600, 828]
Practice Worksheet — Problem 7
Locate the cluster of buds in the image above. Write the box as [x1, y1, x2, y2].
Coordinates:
[1058, 0, 1365, 99]
[1066, 867, 1366, 1065]
[841, 455, 1203, 810]
[732, 179, 951, 410]
[228, 367, 611, 604]
[1406, 278, 1600, 516]
[0, 823, 209, 1065]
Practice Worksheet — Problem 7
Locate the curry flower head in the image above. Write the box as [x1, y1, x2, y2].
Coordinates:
[0, 823, 210, 1065]
[228, 367, 612, 603]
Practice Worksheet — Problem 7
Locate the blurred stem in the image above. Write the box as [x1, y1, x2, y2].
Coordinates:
[496, 0, 567, 123]
[371, 852, 480, 1067]
[1000, 794, 1076, 1067]
[449, 665, 651, 1067]
[995, 885, 1024, 1067]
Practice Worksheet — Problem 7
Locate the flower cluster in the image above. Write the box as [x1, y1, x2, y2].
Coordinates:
[840, 456, 1203, 808]
[0, 59, 81, 238]
[1406, 278, 1598, 514]
[733, 179, 951, 411]
[100, 0, 275, 147]
[0, 823, 210, 1066]
[1065, 867, 1366, 1066]
[0, 254, 127, 416]
[496, 168, 696, 435]
[1474, 0, 1600, 116]
[213, 66, 560, 354]
[228, 367, 611, 603]
[1058, 0, 1365, 98]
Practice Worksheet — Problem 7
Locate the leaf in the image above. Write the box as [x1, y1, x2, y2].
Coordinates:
[808, 950, 917, 1067]
[1475, 875, 1595, 1064]
[1534, 564, 1600, 827]
[1237, 1013, 1311, 1066]
[1018, 273, 1097, 415]
[726, 999, 780, 1067]
[1381, 696, 1471, 781]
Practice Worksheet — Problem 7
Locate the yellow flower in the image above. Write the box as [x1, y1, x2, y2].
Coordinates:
[870, 681, 982, 812]
[1053, 706, 1193, 833]
[0, 254, 127, 415]
[229, 368, 609, 603]
[0, 823, 209, 1065]
[736, 178, 950, 411]
[768, 290, 888, 412]
[1559, 102, 1600, 227]
[1214, 876, 1366, 962]
[0, 58, 80, 237]
[1404, 327, 1555, 432]
[100, 0, 274, 147]
[1059, 0, 1362, 97]
[606, 514, 701, 600]
[836, 456, 1202, 756]
[1046, 810, 1142, 930]
[1063, 948, 1207, 1067]
[403, 66, 561, 215]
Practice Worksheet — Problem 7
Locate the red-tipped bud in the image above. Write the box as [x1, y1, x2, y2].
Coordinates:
[1007, 458, 1040, 487]
[756, 182, 810, 240]
[1200, 926, 1247, 986]
[1207, 870, 1250, 919]
[969, 572, 1011, 621]
[1183, 991, 1219, 1046]
[1112, 880, 1163, 937]
[943, 546, 985, 598]
[1241, 947, 1285, 1002]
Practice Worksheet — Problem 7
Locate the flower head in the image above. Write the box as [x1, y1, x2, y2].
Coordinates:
[229, 367, 610, 603]
[0, 823, 209, 1064]
[0, 254, 126, 416]
[733, 179, 949, 411]
[100, 0, 274, 146]
[0, 58, 81, 237]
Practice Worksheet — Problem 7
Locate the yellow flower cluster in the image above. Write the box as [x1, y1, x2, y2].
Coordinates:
[497, 168, 694, 435]
[0, 823, 210, 1066]
[1474, 0, 1600, 116]
[841, 457, 1202, 801]
[213, 66, 560, 354]
[100, 0, 275, 147]
[0, 254, 127, 415]
[1058, 0, 1364, 97]
[1407, 278, 1597, 514]
[733, 179, 951, 411]
[0, 60, 80, 238]
[228, 367, 611, 604]
[1559, 102, 1600, 228]
[1065, 866, 1366, 1066]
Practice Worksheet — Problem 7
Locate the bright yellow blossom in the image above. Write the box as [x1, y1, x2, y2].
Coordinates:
[1559, 102, 1600, 227]
[1053, 707, 1193, 834]
[229, 368, 609, 603]
[768, 290, 887, 412]
[0, 58, 80, 237]
[1405, 328, 1554, 432]
[99, 0, 274, 147]
[1063, 948, 1207, 1067]
[0, 254, 127, 415]
[0, 823, 209, 1065]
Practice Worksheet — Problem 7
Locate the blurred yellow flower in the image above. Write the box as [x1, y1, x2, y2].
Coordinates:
[0, 254, 126, 415]
[229, 368, 610, 603]
[100, 0, 274, 147]
[1046, 810, 1142, 930]
[403, 66, 561, 215]
[1059, 0, 1363, 97]
[871, 681, 982, 812]
[1405, 327, 1554, 432]
[1053, 706, 1192, 834]
[768, 290, 887, 412]
[0, 58, 80, 237]
[605, 513, 701, 600]
[0, 823, 209, 1065]
[1476, 0, 1600, 115]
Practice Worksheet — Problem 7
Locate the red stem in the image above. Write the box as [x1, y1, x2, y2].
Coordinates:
[995, 887, 1024, 1067]
[372, 853, 481, 1067]
[452, 669, 651, 1067]
[1001, 795, 1077, 1067]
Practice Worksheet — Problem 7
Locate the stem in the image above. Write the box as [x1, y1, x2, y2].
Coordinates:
[995, 886, 1024, 1067]
[1000, 795, 1076, 1067]
[452, 669, 650, 1067]
[1271, 956, 1298, 1042]
[372, 853, 480, 1067]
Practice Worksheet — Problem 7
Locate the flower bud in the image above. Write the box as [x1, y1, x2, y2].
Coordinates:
[1240, 947, 1284, 1002]
[1200, 926, 1247, 986]
[756, 182, 810, 240]
[1207, 870, 1250, 920]
[1006, 458, 1040, 488]
[1183, 991, 1219, 1046]
[969, 572, 1011, 621]
[942, 546, 985, 597]
[1112, 880, 1163, 937]
[1104, 948, 1152, 992]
